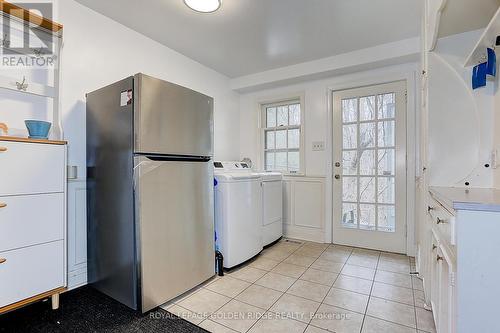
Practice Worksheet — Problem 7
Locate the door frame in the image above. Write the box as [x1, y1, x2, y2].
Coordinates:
[324, 68, 418, 256]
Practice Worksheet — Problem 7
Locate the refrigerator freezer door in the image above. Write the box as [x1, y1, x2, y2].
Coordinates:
[134, 74, 214, 157]
[134, 156, 215, 312]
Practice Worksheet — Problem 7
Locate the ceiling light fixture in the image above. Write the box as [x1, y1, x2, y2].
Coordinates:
[184, 0, 221, 13]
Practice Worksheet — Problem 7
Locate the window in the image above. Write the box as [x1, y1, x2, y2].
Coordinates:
[262, 99, 303, 173]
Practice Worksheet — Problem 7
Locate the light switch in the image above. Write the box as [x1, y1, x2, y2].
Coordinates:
[312, 141, 325, 151]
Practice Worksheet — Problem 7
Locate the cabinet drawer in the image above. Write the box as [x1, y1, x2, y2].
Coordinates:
[428, 195, 456, 246]
[0, 193, 64, 252]
[0, 141, 65, 196]
[0, 240, 64, 308]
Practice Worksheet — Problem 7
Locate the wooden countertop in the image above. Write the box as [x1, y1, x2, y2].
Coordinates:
[0, 136, 67, 145]
[430, 186, 500, 212]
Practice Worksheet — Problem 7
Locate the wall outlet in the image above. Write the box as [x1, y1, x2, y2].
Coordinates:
[312, 141, 325, 151]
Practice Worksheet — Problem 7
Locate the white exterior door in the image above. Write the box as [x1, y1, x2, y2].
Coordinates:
[332, 81, 407, 253]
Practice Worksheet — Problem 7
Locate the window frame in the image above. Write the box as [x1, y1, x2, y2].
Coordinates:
[260, 96, 305, 175]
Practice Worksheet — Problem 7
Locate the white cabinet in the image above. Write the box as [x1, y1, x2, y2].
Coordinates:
[420, 188, 500, 333]
[0, 138, 66, 313]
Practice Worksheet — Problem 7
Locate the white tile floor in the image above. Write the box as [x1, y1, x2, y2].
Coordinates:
[162, 239, 436, 333]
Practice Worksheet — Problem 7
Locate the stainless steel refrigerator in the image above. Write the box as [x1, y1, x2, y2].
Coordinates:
[86, 73, 215, 312]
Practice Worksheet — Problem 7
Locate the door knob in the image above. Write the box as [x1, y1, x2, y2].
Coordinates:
[335, 162, 341, 167]
[0, 147, 7, 152]
[0, 203, 6, 208]
[334, 174, 341, 180]
[0, 258, 6, 264]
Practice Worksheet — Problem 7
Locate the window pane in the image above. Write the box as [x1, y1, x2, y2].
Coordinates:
[266, 107, 276, 127]
[289, 104, 301, 125]
[288, 151, 299, 172]
[343, 124, 357, 149]
[378, 205, 396, 232]
[275, 130, 287, 149]
[275, 152, 287, 171]
[277, 106, 288, 126]
[378, 93, 395, 119]
[342, 151, 358, 175]
[342, 177, 357, 202]
[360, 96, 375, 121]
[265, 131, 275, 149]
[359, 150, 375, 175]
[265, 152, 275, 170]
[360, 122, 376, 148]
[288, 129, 300, 149]
[378, 120, 395, 147]
[359, 177, 375, 203]
[342, 98, 357, 123]
[359, 204, 376, 230]
[378, 149, 395, 176]
[378, 177, 395, 204]
[342, 203, 357, 228]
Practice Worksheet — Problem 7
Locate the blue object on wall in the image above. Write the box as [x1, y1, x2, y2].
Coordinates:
[472, 62, 487, 89]
[487, 48, 497, 77]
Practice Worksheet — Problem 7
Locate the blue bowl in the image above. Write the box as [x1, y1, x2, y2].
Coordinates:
[25, 120, 51, 139]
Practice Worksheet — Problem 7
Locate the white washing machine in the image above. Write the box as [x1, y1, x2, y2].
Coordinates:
[258, 172, 283, 246]
[214, 161, 263, 268]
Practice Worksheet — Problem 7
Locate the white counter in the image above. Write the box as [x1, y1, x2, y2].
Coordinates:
[429, 187, 500, 212]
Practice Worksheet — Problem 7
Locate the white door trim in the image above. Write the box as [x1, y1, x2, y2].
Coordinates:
[325, 68, 417, 256]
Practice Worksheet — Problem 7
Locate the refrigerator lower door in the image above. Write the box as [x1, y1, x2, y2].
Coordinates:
[134, 156, 215, 312]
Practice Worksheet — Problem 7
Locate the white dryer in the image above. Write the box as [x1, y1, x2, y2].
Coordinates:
[257, 172, 283, 246]
[214, 161, 263, 268]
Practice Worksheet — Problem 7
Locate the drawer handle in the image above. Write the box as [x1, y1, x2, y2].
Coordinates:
[0, 258, 6, 264]
[0, 147, 7, 152]
[436, 217, 447, 224]
[0, 203, 6, 208]
[437, 255, 443, 262]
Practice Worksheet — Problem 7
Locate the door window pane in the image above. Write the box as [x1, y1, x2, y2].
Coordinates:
[342, 177, 357, 202]
[342, 98, 358, 123]
[359, 204, 376, 230]
[378, 149, 395, 176]
[360, 122, 376, 148]
[288, 151, 299, 172]
[342, 151, 358, 175]
[277, 106, 288, 126]
[288, 129, 300, 149]
[359, 150, 375, 175]
[378, 120, 395, 147]
[359, 177, 375, 203]
[275, 152, 287, 171]
[378, 177, 395, 204]
[266, 107, 276, 127]
[378, 93, 395, 119]
[266, 131, 275, 149]
[289, 104, 301, 125]
[378, 205, 396, 232]
[360, 96, 376, 121]
[265, 152, 275, 170]
[342, 203, 357, 228]
[343, 124, 357, 149]
[275, 130, 287, 149]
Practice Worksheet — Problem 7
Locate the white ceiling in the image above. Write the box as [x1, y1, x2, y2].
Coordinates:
[75, 0, 422, 78]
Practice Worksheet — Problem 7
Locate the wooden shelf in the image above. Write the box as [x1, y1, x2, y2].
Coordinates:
[0, 0, 62, 33]
[0, 136, 67, 145]
[464, 6, 500, 67]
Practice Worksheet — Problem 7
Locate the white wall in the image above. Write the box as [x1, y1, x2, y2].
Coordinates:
[428, 30, 495, 188]
[59, 0, 240, 176]
[0, 0, 240, 288]
[239, 63, 419, 245]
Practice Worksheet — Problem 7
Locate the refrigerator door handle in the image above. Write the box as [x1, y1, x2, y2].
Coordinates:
[139, 155, 211, 162]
